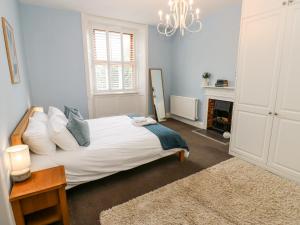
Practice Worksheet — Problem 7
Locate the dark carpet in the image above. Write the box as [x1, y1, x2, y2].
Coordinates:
[66, 119, 231, 225]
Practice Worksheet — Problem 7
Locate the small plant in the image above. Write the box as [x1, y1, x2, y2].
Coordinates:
[202, 72, 211, 79]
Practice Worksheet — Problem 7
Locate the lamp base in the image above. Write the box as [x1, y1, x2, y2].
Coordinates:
[11, 170, 31, 182]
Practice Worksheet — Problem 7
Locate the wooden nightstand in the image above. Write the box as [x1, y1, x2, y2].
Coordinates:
[10, 166, 70, 225]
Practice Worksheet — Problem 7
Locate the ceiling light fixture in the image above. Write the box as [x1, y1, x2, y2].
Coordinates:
[157, 0, 203, 36]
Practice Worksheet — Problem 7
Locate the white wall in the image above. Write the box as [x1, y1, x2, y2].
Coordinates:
[0, 0, 32, 224]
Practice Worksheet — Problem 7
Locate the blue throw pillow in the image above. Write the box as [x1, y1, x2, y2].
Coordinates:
[66, 113, 90, 147]
[64, 106, 83, 119]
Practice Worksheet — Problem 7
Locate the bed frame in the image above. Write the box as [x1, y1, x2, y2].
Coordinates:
[10, 107, 185, 161]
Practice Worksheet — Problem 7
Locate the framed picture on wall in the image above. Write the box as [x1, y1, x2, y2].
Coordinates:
[2, 17, 20, 84]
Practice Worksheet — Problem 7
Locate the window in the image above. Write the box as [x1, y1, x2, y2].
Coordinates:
[92, 29, 136, 93]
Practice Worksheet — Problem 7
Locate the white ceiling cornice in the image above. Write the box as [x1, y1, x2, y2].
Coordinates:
[19, 0, 241, 25]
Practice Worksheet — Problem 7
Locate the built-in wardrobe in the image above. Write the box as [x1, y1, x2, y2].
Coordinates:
[230, 0, 300, 183]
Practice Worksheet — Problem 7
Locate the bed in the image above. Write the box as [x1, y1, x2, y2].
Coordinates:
[11, 107, 187, 189]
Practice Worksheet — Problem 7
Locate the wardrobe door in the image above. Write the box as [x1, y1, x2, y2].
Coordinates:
[230, 8, 286, 164]
[242, 0, 285, 18]
[268, 2, 300, 182]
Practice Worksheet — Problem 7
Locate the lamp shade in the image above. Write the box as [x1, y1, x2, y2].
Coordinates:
[6, 145, 31, 176]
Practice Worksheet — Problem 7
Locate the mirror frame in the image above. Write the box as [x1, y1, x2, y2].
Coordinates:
[149, 68, 166, 122]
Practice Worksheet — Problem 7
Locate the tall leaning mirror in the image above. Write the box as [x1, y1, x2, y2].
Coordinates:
[149, 69, 166, 122]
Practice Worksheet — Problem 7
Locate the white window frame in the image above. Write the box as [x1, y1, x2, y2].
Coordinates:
[90, 25, 138, 94]
[81, 14, 149, 119]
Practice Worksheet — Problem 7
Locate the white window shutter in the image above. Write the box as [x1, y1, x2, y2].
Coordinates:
[94, 30, 107, 61]
[109, 32, 122, 61]
[92, 28, 136, 93]
[110, 64, 122, 90]
[95, 64, 108, 91]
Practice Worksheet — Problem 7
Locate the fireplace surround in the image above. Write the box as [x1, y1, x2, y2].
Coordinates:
[207, 99, 233, 133]
[202, 86, 235, 131]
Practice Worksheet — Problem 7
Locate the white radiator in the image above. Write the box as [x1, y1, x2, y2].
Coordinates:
[170, 95, 199, 121]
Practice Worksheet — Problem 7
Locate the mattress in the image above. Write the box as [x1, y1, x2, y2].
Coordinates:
[30, 116, 184, 189]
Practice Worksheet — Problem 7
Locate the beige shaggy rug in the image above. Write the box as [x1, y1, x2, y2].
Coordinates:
[100, 158, 300, 225]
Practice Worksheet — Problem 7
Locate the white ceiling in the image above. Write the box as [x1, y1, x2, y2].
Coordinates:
[19, 0, 241, 25]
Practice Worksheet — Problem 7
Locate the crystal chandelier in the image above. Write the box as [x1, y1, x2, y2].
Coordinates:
[157, 0, 202, 37]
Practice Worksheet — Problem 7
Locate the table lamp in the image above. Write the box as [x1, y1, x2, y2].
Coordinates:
[6, 145, 31, 182]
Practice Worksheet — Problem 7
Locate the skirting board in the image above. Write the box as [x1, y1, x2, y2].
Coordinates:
[166, 113, 205, 129]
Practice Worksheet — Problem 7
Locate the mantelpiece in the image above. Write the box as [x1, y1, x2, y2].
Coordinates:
[202, 86, 235, 90]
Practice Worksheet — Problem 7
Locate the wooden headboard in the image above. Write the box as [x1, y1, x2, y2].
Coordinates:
[10, 106, 44, 146]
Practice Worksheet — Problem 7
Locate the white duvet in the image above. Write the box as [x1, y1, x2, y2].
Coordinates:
[31, 116, 184, 189]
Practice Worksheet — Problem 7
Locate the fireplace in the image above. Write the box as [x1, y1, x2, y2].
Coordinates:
[207, 99, 233, 133]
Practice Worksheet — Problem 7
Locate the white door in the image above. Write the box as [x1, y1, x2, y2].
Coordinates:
[268, 3, 300, 181]
[242, 0, 286, 18]
[230, 8, 286, 164]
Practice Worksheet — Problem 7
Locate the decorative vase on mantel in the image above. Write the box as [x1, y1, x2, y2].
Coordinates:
[202, 72, 211, 87]
[203, 78, 210, 86]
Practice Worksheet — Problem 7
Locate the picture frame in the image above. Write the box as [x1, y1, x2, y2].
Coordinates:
[2, 17, 20, 84]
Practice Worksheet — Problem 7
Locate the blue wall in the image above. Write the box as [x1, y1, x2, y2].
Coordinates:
[0, 3, 240, 224]
[0, 0, 31, 224]
[19, 3, 241, 122]
[148, 25, 173, 113]
[19, 4, 172, 117]
[20, 4, 88, 118]
[171, 4, 241, 121]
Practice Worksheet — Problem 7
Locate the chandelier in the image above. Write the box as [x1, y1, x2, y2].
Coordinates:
[157, 0, 202, 37]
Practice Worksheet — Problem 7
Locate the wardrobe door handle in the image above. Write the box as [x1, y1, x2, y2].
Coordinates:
[274, 113, 278, 116]
[283, 1, 287, 5]
[268, 112, 273, 115]
[288, 0, 294, 5]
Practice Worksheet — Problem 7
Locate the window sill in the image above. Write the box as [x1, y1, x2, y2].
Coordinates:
[93, 91, 139, 96]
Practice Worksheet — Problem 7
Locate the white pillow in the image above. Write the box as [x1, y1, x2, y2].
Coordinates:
[48, 106, 66, 119]
[48, 114, 79, 151]
[23, 118, 56, 155]
[32, 111, 48, 123]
